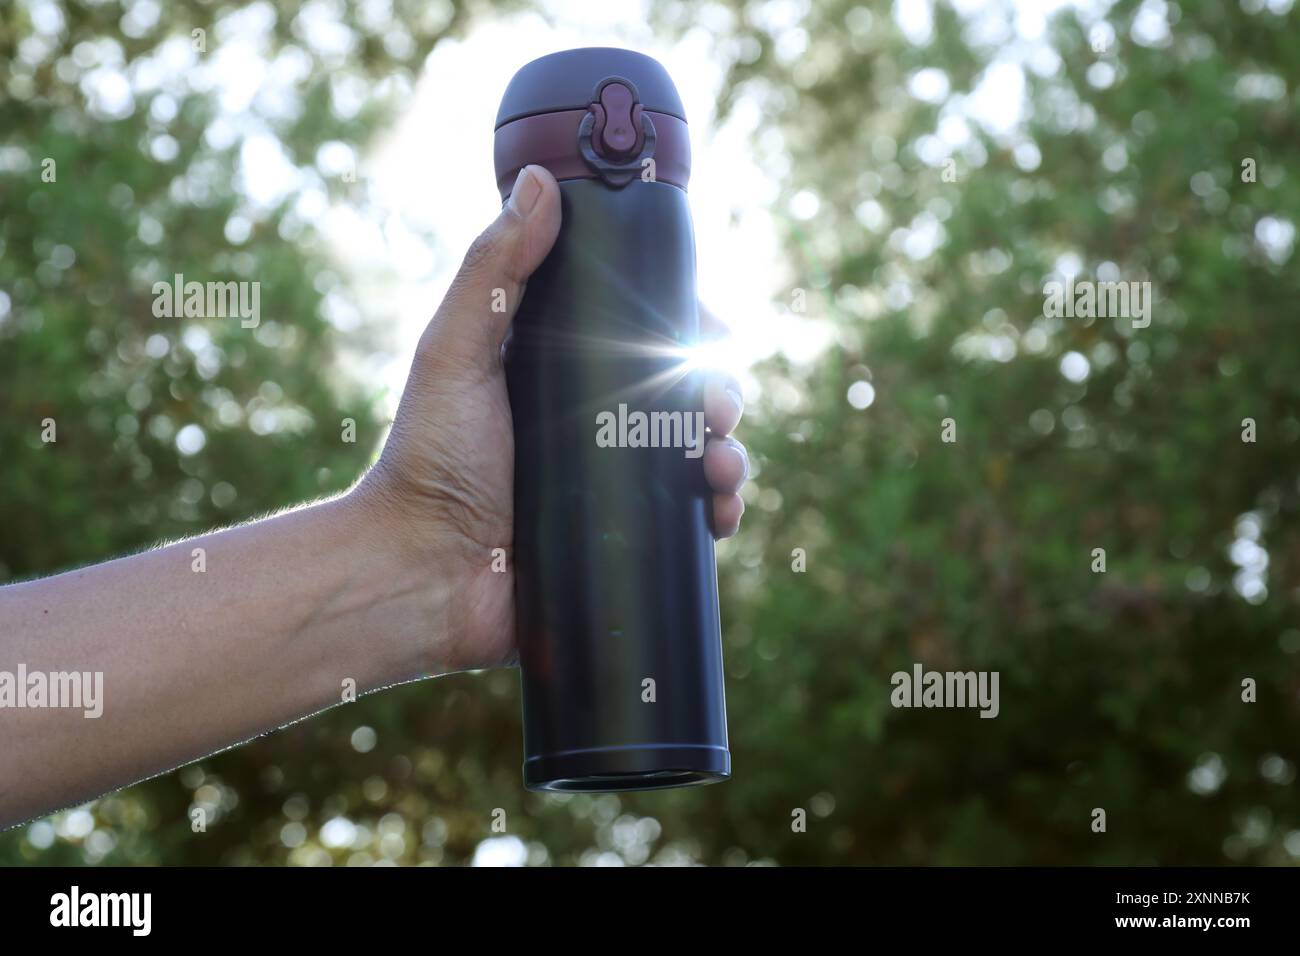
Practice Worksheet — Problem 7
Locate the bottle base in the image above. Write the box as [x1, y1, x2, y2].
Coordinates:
[524, 744, 730, 792]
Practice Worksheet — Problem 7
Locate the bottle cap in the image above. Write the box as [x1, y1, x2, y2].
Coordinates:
[493, 47, 691, 200]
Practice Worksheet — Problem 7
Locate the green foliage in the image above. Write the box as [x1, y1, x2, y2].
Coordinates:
[2, 0, 1298, 865]
[688, 0, 1300, 863]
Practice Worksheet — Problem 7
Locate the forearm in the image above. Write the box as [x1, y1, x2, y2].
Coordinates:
[0, 488, 443, 830]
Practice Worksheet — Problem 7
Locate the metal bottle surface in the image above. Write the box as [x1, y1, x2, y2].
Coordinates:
[495, 48, 729, 791]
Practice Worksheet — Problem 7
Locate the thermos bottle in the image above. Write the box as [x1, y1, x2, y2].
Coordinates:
[494, 48, 729, 791]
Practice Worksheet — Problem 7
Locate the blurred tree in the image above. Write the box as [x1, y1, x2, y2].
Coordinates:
[0, 0, 538, 865]
[2, 0, 1297, 866]
[659, 0, 1300, 864]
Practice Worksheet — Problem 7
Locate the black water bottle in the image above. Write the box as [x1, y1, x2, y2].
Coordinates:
[495, 48, 729, 791]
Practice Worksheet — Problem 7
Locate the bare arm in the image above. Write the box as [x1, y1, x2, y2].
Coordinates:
[0, 488, 441, 829]
[0, 165, 749, 830]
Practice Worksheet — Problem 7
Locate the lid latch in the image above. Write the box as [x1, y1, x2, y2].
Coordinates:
[578, 76, 657, 188]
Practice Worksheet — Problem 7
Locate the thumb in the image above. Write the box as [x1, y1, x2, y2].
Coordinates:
[426, 164, 562, 366]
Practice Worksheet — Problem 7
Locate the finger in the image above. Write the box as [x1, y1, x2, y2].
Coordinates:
[423, 164, 562, 367]
[711, 492, 745, 539]
[703, 435, 748, 495]
[699, 301, 728, 341]
[703, 371, 744, 438]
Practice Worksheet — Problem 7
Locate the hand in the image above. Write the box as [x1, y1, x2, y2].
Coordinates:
[356, 165, 749, 674]
[0, 163, 747, 826]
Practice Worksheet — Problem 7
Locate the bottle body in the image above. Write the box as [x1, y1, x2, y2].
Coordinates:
[504, 177, 729, 791]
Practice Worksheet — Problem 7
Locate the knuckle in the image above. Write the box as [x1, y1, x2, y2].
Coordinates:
[459, 227, 501, 275]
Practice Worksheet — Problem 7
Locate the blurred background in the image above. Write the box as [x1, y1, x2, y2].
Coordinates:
[2, 0, 1298, 865]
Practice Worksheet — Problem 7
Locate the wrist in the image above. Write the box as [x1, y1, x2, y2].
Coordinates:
[333, 480, 455, 682]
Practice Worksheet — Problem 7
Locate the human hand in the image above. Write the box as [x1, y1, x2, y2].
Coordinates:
[356, 165, 749, 674]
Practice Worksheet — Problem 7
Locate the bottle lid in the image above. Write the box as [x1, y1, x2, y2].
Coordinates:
[495, 47, 686, 128]
[493, 48, 691, 199]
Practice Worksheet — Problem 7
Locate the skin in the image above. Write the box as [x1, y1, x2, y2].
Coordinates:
[0, 166, 748, 830]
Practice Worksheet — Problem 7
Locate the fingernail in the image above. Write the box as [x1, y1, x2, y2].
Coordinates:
[725, 384, 744, 416]
[508, 166, 542, 217]
[728, 439, 749, 482]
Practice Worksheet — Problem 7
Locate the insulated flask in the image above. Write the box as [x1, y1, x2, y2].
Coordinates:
[495, 48, 729, 791]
